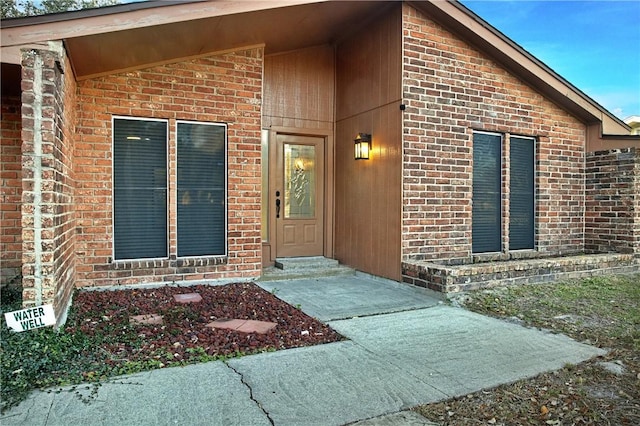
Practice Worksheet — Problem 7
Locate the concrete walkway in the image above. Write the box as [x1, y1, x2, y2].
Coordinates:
[1, 274, 605, 426]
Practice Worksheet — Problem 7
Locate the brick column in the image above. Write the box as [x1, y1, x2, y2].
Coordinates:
[585, 148, 640, 255]
[20, 44, 76, 321]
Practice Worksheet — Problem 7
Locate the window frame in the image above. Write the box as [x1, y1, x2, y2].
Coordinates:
[472, 130, 503, 254]
[111, 116, 169, 261]
[175, 120, 228, 258]
[508, 134, 536, 251]
[472, 130, 539, 255]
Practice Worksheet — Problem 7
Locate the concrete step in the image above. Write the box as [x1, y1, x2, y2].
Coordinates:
[274, 256, 339, 270]
[259, 257, 355, 282]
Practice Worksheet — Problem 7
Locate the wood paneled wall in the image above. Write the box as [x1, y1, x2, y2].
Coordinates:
[263, 45, 335, 130]
[334, 5, 403, 281]
[262, 45, 336, 264]
[336, 5, 402, 120]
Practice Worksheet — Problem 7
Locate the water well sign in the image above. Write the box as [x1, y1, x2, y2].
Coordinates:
[4, 305, 56, 332]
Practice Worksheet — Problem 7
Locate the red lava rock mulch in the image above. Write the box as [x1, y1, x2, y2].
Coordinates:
[65, 282, 343, 366]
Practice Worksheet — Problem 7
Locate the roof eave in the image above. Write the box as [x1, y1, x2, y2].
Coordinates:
[1, 0, 329, 47]
[0, 0, 193, 28]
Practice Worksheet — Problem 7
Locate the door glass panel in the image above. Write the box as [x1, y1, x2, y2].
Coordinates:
[284, 143, 315, 219]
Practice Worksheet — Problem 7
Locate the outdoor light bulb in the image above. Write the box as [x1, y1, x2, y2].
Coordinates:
[360, 143, 369, 158]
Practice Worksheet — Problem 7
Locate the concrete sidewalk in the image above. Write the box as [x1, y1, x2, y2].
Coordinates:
[1, 274, 605, 426]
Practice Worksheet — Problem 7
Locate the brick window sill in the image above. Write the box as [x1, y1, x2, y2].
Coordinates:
[111, 256, 228, 270]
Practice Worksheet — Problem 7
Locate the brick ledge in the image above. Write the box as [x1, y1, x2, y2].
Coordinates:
[402, 254, 640, 293]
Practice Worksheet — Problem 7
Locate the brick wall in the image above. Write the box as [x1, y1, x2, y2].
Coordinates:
[20, 44, 77, 318]
[53, 53, 78, 317]
[585, 148, 639, 255]
[74, 48, 263, 288]
[1, 95, 22, 284]
[401, 4, 585, 264]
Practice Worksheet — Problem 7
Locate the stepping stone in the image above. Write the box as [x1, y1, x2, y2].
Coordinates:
[130, 314, 164, 325]
[173, 293, 202, 303]
[207, 319, 277, 334]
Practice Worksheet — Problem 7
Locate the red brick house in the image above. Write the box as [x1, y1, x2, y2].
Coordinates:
[1, 0, 639, 322]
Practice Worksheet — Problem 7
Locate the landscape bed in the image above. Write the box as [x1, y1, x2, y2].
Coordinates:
[0, 281, 344, 412]
[67, 282, 343, 364]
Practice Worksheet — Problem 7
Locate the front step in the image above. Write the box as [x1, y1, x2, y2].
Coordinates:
[274, 256, 339, 270]
[259, 257, 355, 281]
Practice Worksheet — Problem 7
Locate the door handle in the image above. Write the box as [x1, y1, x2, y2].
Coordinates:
[275, 192, 281, 218]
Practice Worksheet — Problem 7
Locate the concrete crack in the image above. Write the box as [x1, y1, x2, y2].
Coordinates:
[328, 305, 439, 322]
[44, 395, 54, 425]
[225, 362, 274, 426]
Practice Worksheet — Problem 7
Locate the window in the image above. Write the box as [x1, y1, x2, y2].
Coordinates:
[113, 118, 168, 260]
[177, 121, 227, 257]
[472, 132, 502, 253]
[113, 118, 227, 261]
[472, 131, 536, 254]
[509, 136, 535, 250]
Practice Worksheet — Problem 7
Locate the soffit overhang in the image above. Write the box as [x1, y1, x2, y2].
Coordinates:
[1, 0, 385, 79]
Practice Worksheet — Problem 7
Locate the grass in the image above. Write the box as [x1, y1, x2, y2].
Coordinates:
[415, 274, 640, 425]
[457, 275, 639, 351]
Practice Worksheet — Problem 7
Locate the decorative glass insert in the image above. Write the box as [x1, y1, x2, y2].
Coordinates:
[284, 144, 316, 219]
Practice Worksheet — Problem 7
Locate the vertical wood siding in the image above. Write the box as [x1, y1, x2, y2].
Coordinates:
[335, 5, 403, 281]
[263, 45, 335, 130]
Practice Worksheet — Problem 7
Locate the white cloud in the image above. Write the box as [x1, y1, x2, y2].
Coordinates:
[587, 89, 640, 119]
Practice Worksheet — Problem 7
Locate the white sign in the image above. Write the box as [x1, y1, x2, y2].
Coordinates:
[4, 305, 56, 332]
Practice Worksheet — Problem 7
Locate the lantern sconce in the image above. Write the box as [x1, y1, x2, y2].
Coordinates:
[354, 133, 371, 160]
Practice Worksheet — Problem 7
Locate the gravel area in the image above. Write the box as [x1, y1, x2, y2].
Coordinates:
[66, 282, 344, 366]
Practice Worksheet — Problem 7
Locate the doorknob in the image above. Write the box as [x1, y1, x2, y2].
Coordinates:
[275, 191, 281, 218]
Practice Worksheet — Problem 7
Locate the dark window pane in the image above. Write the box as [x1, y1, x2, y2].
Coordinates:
[177, 122, 226, 257]
[473, 132, 502, 253]
[509, 136, 535, 250]
[113, 118, 167, 260]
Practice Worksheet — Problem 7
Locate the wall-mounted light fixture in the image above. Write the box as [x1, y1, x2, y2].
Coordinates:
[354, 133, 371, 160]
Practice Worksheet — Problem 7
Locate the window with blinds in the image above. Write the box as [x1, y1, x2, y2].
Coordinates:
[509, 136, 535, 250]
[472, 132, 502, 253]
[176, 121, 227, 257]
[113, 118, 168, 260]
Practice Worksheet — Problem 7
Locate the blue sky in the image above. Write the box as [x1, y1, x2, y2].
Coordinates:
[460, 0, 640, 120]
